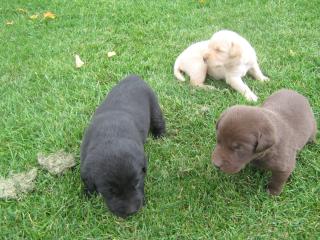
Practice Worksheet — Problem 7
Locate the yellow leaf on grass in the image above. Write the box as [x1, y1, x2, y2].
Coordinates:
[107, 51, 116, 58]
[75, 54, 84, 68]
[29, 14, 38, 20]
[17, 8, 28, 14]
[43, 11, 56, 20]
[289, 49, 296, 56]
[6, 21, 14, 25]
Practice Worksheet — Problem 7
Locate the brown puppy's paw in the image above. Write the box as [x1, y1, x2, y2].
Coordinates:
[266, 185, 282, 196]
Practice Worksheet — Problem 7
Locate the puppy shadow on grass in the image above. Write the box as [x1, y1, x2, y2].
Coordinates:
[205, 75, 269, 96]
[178, 75, 265, 102]
[208, 163, 272, 197]
[177, 75, 228, 91]
[210, 159, 315, 201]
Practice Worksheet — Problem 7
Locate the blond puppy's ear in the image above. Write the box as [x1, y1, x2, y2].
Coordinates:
[203, 50, 211, 62]
[203, 52, 210, 61]
[229, 42, 242, 58]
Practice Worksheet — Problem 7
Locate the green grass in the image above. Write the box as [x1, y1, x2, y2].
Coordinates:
[1, 0, 319, 239]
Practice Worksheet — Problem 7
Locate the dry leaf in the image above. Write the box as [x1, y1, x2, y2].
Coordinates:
[6, 21, 14, 25]
[17, 8, 28, 14]
[38, 150, 76, 175]
[29, 14, 38, 20]
[289, 49, 296, 56]
[107, 51, 116, 58]
[75, 54, 84, 68]
[200, 105, 209, 113]
[0, 168, 37, 199]
[43, 11, 56, 20]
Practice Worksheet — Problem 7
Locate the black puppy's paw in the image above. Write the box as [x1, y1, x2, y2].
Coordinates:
[82, 178, 97, 197]
[151, 125, 166, 138]
[84, 186, 96, 197]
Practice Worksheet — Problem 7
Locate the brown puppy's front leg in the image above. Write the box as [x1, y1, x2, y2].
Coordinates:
[267, 170, 292, 195]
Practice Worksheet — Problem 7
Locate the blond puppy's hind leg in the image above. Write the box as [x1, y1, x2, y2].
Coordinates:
[226, 76, 258, 102]
[249, 62, 269, 82]
[189, 63, 214, 90]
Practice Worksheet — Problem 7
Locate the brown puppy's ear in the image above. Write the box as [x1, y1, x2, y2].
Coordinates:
[255, 125, 276, 153]
[215, 111, 226, 130]
[229, 42, 242, 59]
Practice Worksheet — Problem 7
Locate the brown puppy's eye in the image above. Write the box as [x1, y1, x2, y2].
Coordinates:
[231, 143, 242, 150]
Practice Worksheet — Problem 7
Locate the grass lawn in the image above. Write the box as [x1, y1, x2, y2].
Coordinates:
[1, 0, 319, 239]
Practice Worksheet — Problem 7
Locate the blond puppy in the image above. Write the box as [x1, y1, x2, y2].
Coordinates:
[174, 30, 268, 101]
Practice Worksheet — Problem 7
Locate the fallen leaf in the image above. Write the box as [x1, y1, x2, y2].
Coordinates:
[29, 14, 38, 20]
[43, 11, 56, 20]
[6, 21, 14, 25]
[199, 0, 207, 4]
[200, 105, 209, 113]
[0, 168, 37, 199]
[107, 51, 116, 58]
[38, 150, 76, 175]
[17, 8, 28, 14]
[289, 49, 296, 56]
[75, 54, 84, 68]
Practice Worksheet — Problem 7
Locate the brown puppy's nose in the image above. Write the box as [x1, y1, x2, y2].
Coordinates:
[213, 159, 223, 169]
[212, 151, 222, 168]
[213, 161, 221, 169]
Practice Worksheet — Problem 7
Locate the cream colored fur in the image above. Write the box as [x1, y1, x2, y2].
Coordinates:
[174, 30, 268, 101]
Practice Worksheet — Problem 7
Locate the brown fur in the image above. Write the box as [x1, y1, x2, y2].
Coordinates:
[212, 89, 317, 195]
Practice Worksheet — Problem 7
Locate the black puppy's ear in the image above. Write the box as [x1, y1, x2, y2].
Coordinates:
[255, 124, 276, 153]
[142, 154, 148, 174]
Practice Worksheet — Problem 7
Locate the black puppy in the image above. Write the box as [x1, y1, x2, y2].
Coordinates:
[80, 75, 165, 218]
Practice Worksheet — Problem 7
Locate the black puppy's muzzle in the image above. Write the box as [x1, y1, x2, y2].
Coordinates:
[110, 199, 143, 218]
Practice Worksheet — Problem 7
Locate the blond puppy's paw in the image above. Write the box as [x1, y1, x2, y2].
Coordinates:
[244, 91, 258, 102]
[260, 75, 270, 82]
[204, 85, 216, 90]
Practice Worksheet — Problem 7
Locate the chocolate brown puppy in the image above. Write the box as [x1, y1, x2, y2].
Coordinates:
[212, 89, 317, 195]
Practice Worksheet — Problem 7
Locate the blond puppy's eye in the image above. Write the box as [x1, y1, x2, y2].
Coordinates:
[214, 46, 226, 53]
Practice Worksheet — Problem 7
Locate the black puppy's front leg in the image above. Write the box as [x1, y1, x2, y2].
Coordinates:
[150, 95, 166, 138]
[81, 175, 97, 197]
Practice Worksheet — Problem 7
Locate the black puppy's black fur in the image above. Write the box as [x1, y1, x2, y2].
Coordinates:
[80, 75, 165, 218]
